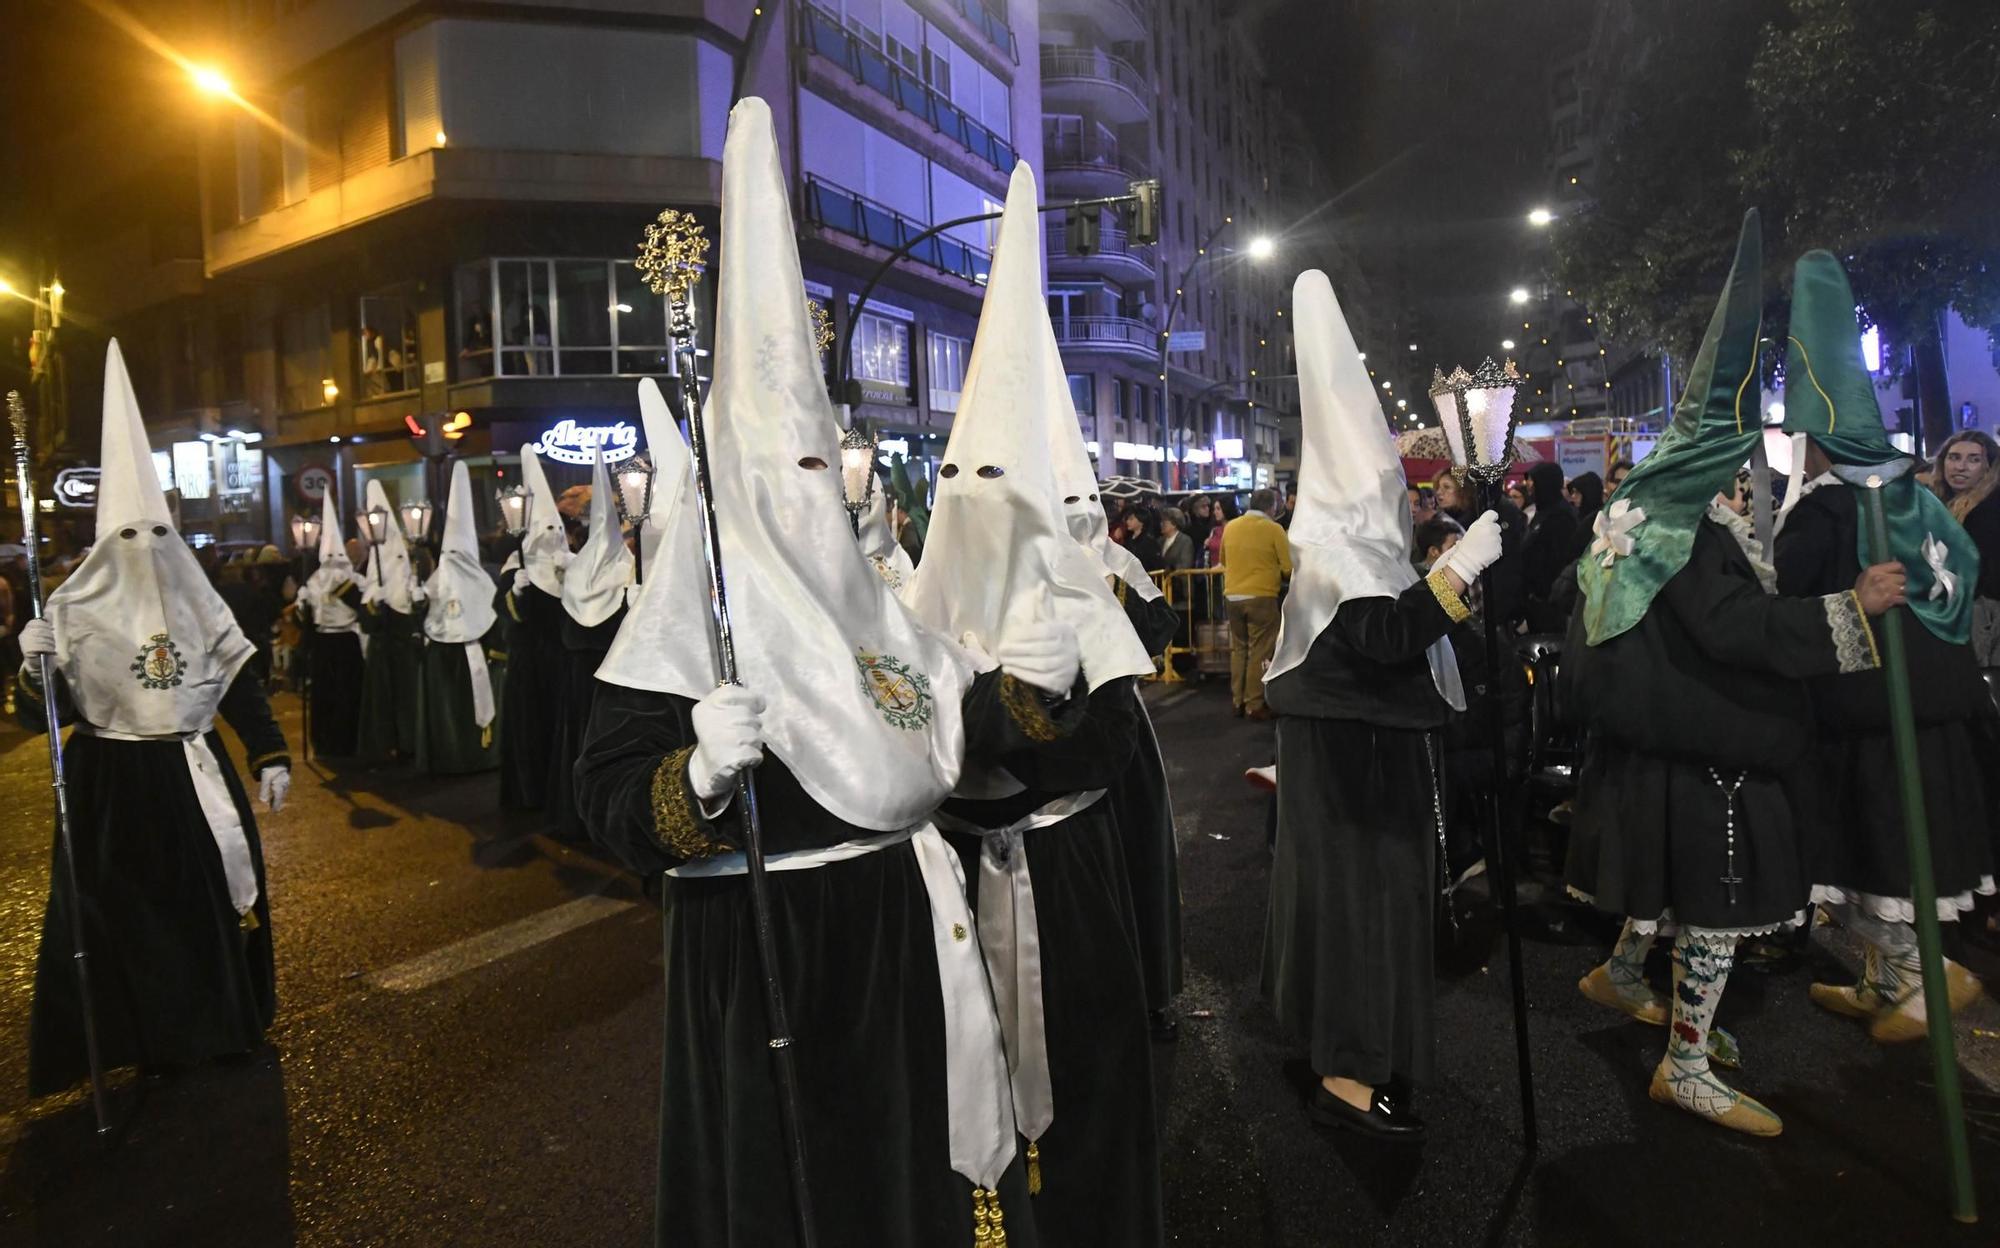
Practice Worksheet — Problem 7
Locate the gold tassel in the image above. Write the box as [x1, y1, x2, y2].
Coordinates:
[979, 1187, 1007, 1247]
[1026, 1140, 1042, 1196]
[971, 1187, 992, 1244]
[480, 724, 494, 749]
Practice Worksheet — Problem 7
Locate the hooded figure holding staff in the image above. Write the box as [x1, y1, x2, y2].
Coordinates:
[354, 477, 424, 764]
[16, 341, 289, 1096]
[554, 439, 642, 842]
[295, 488, 365, 757]
[575, 98, 1064, 1247]
[497, 443, 570, 809]
[417, 460, 501, 775]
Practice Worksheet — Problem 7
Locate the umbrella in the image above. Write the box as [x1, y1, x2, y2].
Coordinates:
[1396, 428, 1542, 463]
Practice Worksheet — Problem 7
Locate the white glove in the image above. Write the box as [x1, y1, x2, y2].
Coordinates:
[1438, 510, 1504, 584]
[18, 618, 54, 658]
[997, 621, 1081, 695]
[687, 684, 766, 803]
[258, 765, 291, 812]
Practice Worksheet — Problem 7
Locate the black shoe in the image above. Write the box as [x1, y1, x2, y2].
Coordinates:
[1149, 1008, 1180, 1042]
[1307, 1084, 1427, 1142]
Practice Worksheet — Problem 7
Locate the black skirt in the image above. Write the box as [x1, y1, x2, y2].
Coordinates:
[1261, 716, 1439, 1086]
[1567, 739, 1809, 933]
[498, 590, 564, 809]
[306, 630, 364, 757]
[657, 843, 1040, 1248]
[1109, 695, 1182, 1012]
[29, 732, 275, 1096]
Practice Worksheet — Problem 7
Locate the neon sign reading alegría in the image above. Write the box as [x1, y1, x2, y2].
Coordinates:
[535, 419, 639, 465]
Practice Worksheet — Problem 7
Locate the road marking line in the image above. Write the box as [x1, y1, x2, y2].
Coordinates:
[367, 894, 636, 993]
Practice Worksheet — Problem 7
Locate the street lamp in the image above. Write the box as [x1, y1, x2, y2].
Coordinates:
[357, 504, 394, 584]
[1158, 217, 1276, 488]
[289, 512, 322, 560]
[399, 498, 435, 547]
[190, 66, 234, 98]
[838, 425, 877, 538]
[496, 482, 533, 536]
[1527, 207, 1554, 227]
[1509, 287, 1531, 305]
[1245, 235, 1275, 261]
[1502, 338, 1516, 351]
[612, 451, 657, 582]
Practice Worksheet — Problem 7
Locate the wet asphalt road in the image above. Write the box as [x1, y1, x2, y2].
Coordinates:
[0, 682, 1997, 1247]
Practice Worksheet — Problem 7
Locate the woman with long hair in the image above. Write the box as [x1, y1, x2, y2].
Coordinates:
[1934, 430, 2000, 665]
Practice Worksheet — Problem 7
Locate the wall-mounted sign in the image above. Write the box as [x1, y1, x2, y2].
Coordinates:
[171, 441, 213, 500]
[1114, 440, 1167, 463]
[296, 464, 336, 502]
[534, 419, 639, 466]
[1213, 437, 1245, 460]
[53, 467, 99, 508]
[1167, 331, 1206, 353]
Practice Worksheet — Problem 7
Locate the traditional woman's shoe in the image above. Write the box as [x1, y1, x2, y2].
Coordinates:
[1869, 962, 1984, 1044]
[1648, 1063, 1783, 1138]
[1307, 1084, 1426, 1143]
[1808, 980, 1885, 1020]
[1578, 964, 1667, 1025]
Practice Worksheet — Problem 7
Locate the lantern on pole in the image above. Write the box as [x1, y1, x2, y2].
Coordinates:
[399, 498, 435, 547]
[1428, 357, 1524, 484]
[838, 424, 876, 538]
[496, 482, 533, 537]
[357, 503, 394, 584]
[612, 450, 657, 581]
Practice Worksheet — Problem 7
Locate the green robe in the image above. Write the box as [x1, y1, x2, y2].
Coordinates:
[416, 627, 505, 775]
[356, 599, 423, 764]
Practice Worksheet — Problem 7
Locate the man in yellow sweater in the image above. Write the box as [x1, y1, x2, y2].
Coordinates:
[1221, 488, 1292, 718]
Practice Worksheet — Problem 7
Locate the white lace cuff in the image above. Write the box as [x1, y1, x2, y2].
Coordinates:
[1824, 590, 1879, 674]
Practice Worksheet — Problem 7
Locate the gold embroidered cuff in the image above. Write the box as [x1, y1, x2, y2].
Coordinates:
[999, 673, 1061, 743]
[1826, 590, 1881, 674]
[652, 745, 731, 861]
[1425, 569, 1472, 624]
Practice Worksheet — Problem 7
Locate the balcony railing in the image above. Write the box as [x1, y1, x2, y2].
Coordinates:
[1044, 219, 1153, 271]
[801, 7, 1018, 176]
[1039, 48, 1148, 99]
[1043, 130, 1150, 181]
[804, 175, 993, 285]
[944, 0, 1019, 61]
[1051, 315, 1157, 354]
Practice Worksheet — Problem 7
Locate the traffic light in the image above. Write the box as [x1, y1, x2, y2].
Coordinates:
[405, 410, 472, 458]
[1066, 205, 1101, 256]
[1127, 178, 1161, 244]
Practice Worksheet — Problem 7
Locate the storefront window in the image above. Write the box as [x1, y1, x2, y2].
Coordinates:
[851, 309, 912, 404]
[455, 258, 677, 380]
[927, 331, 969, 413]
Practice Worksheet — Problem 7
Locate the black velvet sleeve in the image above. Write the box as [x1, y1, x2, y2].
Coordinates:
[967, 673, 1139, 794]
[1331, 575, 1464, 666]
[1774, 493, 1845, 598]
[1124, 591, 1180, 657]
[218, 665, 290, 777]
[574, 683, 734, 876]
[961, 668, 1090, 760]
[1661, 520, 1869, 680]
[14, 661, 76, 732]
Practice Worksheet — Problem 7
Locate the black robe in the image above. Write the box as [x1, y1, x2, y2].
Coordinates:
[496, 582, 565, 809]
[1114, 590, 1183, 1014]
[355, 599, 422, 764]
[574, 671, 1052, 1248]
[298, 580, 365, 758]
[17, 664, 287, 1096]
[417, 624, 504, 776]
[940, 674, 1164, 1248]
[1775, 485, 1999, 905]
[553, 606, 623, 843]
[1261, 577, 1459, 1086]
[1564, 517, 1871, 932]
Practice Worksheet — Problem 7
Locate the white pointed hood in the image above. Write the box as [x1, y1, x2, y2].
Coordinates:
[598, 377, 713, 678]
[360, 478, 419, 613]
[1045, 347, 1161, 601]
[905, 162, 1154, 692]
[560, 447, 635, 628]
[301, 486, 360, 634]
[423, 460, 498, 643]
[1265, 271, 1462, 707]
[47, 340, 256, 735]
[598, 96, 975, 831]
[857, 471, 916, 591]
[516, 442, 571, 597]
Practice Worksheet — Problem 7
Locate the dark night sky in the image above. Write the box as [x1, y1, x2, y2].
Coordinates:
[1244, 0, 1595, 382]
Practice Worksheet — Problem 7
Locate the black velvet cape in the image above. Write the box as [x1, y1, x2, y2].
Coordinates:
[496, 582, 565, 809]
[355, 598, 422, 763]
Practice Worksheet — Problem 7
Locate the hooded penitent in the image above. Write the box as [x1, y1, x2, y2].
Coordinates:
[1782, 250, 1977, 643]
[1264, 271, 1464, 708]
[593, 98, 976, 833]
[300, 486, 361, 636]
[361, 478, 419, 613]
[905, 162, 1155, 692]
[857, 477, 916, 591]
[559, 447, 635, 628]
[632, 377, 693, 592]
[1579, 209, 1767, 646]
[47, 340, 262, 914]
[517, 442, 571, 597]
[1045, 352, 1161, 601]
[49, 341, 258, 738]
[424, 460, 499, 727]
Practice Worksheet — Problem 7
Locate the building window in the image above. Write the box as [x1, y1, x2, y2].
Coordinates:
[1067, 373, 1095, 416]
[453, 258, 675, 380]
[851, 310, 912, 394]
[280, 86, 310, 205]
[359, 292, 422, 397]
[928, 331, 970, 412]
[279, 302, 332, 413]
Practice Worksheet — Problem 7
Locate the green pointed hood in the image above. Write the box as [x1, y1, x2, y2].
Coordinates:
[1579, 209, 1766, 645]
[1784, 250, 1976, 643]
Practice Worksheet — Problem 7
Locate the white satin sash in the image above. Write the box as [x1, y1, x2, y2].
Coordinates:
[79, 723, 259, 915]
[668, 822, 1016, 1191]
[933, 786, 1107, 1150]
[463, 642, 495, 729]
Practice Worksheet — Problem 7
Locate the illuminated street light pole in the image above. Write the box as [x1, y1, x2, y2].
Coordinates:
[1158, 220, 1276, 489]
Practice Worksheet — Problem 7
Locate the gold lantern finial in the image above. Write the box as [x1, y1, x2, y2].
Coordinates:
[637, 208, 710, 302]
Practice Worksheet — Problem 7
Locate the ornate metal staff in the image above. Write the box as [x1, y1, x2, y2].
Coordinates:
[8, 390, 111, 1134]
[638, 212, 818, 1246]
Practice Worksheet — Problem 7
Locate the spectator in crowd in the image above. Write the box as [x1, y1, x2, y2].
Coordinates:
[220, 545, 290, 686]
[1413, 515, 1463, 572]
[1184, 494, 1220, 557]
[1566, 471, 1605, 562]
[1607, 459, 1635, 495]
[1519, 462, 1580, 632]
[1507, 480, 1531, 515]
[1932, 430, 2000, 665]
[1123, 507, 1164, 571]
[1433, 465, 1528, 631]
[1221, 487, 1292, 719]
[1408, 484, 1437, 529]
[1158, 506, 1196, 571]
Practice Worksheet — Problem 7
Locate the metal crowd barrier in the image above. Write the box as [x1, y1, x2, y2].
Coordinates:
[1145, 567, 1229, 682]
